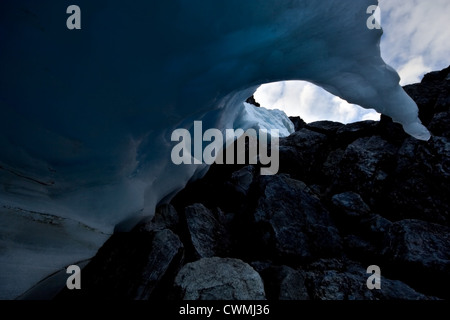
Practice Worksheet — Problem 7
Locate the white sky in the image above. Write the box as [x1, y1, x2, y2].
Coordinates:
[255, 0, 450, 124]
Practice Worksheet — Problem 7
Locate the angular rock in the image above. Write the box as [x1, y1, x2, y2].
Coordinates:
[174, 257, 266, 300]
[342, 136, 397, 181]
[245, 95, 261, 107]
[404, 65, 450, 124]
[260, 266, 310, 300]
[383, 219, 450, 298]
[278, 129, 328, 181]
[306, 121, 345, 136]
[387, 136, 450, 224]
[254, 175, 342, 261]
[136, 229, 185, 299]
[134, 204, 179, 233]
[335, 121, 379, 143]
[305, 260, 432, 300]
[377, 115, 410, 145]
[331, 192, 371, 218]
[184, 203, 229, 258]
[429, 111, 450, 138]
[281, 129, 328, 150]
[229, 165, 255, 197]
[422, 66, 450, 83]
[330, 136, 398, 208]
[56, 229, 184, 300]
[322, 148, 345, 177]
[289, 116, 306, 132]
[362, 214, 392, 233]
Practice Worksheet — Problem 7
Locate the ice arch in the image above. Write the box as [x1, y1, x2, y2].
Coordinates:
[0, 0, 430, 298]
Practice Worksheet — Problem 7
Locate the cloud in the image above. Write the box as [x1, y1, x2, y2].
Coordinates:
[379, 0, 450, 83]
[255, 81, 380, 124]
[397, 56, 431, 85]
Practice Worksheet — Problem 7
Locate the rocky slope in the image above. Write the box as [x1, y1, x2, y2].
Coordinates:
[55, 66, 450, 300]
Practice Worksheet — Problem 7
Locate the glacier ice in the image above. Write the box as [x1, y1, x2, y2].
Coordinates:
[0, 0, 430, 298]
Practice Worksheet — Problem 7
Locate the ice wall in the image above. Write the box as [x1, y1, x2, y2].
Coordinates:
[0, 0, 429, 298]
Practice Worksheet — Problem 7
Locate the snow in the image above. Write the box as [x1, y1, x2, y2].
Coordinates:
[237, 103, 295, 138]
[0, 0, 430, 298]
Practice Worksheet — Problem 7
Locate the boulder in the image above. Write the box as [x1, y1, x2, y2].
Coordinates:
[306, 121, 345, 136]
[174, 257, 265, 300]
[184, 203, 230, 258]
[229, 165, 256, 197]
[330, 136, 398, 208]
[278, 129, 328, 181]
[429, 111, 450, 138]
[383, 219, 450, 298]
[254, 174, 342, 261]
[335, 121, 379, 143]
[305, 260, 432, 300]
[289, 116, 306, 131]
[403, 65, 450, 125]
[387, 136, 450, 224]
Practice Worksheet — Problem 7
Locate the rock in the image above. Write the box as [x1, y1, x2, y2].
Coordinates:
[56, 229, 184, 300]
[331, 136, 398, 207]
[342, 215, 392, 261]
[254, 174, 342, 261]
[360, 214, 393, 239]
[229, 165, 255, 196]
[245, 95, 261, 107]
[343, 235, 380, 261]
[403, 65, 450, 124]
[386, 136, 450, 224]
[377, 115, 410, 145]
[422, 65, 450, 83]
[278, 129, 328, 181]
[306, 121, 345, 136]
[260, 266, 310, 300]
[331, 192, 371, 218]
[383, 219, 450, 298]
[136, 229, 184, 299]
[281, 129, 328, 150]
[152, 204, 180, 231]
[134, 204, 179, 233]
[429, 111, 450, 138]
[184, 203, 230, 258]
[305, 260, 432, 300]
[174, 257, 266, 300]
[378, 278, 438, 301]
[322, 148, 345, 177]
[335, 121, 379, 143]
[289, 116, 306, 131]
[342, 136, 397, 181]
[249, 261, 273, 273]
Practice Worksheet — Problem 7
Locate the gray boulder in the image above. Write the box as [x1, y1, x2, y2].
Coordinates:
[174, 257, 266, 300]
